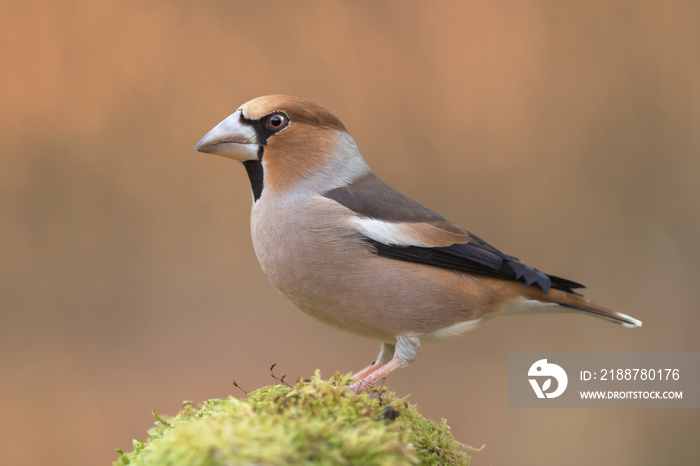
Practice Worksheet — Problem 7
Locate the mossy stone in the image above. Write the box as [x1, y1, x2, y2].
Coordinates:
[115, 372, 476, 465]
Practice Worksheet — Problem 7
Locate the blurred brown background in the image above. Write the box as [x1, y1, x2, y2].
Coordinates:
[2, 1, 699, 465]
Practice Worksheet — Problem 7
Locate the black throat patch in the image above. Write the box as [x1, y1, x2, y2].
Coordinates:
[243, 146, 265, 201]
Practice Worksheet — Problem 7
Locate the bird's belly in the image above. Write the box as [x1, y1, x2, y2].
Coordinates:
[251, 200, 493, 342]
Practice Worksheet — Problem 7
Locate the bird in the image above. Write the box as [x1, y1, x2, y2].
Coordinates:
[195, 95, 641, 393]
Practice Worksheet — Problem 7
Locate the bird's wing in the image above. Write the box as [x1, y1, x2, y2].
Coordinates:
[323, 174, 584, 295]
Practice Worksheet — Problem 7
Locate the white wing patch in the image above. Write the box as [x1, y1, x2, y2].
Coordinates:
[348, 217, 433, 247]
[348, 216, 468, 248]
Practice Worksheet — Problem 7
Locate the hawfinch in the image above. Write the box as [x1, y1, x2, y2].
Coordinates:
[196, 95, 641, 393]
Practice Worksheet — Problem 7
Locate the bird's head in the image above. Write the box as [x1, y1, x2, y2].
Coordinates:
[196, 95, 368, 200]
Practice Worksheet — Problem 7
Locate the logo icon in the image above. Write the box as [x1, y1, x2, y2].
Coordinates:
[528, 359, 568, 398]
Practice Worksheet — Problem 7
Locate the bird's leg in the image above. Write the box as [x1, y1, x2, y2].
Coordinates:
[351, 342, 395, 380]
[350, 358, 403, 394]
[349, 336, 420, 393]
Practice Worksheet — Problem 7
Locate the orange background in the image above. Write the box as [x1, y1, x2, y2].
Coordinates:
[2, 2, 699, 465]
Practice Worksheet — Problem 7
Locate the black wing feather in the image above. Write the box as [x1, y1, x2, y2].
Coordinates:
[365, 237, 585, 295]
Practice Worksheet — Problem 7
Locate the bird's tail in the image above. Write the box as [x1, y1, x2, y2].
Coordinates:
[538, 288, 642, 328]
[502, 285, 642, 328]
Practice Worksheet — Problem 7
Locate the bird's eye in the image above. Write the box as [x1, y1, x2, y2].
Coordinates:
[267, 113, 287, 130]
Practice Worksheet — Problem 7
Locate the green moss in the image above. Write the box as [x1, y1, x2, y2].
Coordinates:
[115, 372, 478, 465]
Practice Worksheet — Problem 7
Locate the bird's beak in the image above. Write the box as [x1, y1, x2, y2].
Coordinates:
[195, 109, 259, 162]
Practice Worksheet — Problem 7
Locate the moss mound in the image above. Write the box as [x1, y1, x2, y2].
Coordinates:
[115, 372, 476, 465]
